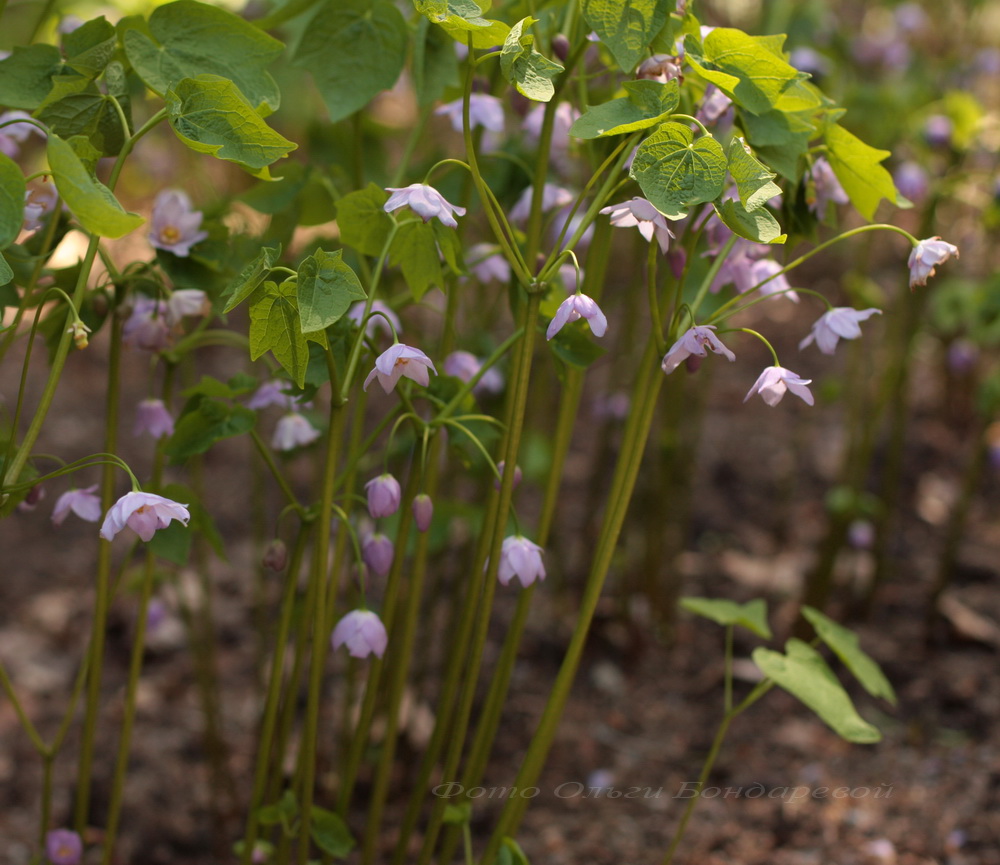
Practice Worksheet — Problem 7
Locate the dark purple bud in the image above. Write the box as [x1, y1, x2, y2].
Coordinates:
[263, 539, 288, 571]
[684, 355, 703, 374]
[18, 484, 46, 512]
[362, 533, 394, 577]
[509, 89, 531, 118]
[667, 248, 687, 281]
[551, 34, 570, 62]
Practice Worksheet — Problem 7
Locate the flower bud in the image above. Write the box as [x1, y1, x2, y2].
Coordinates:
[551, 34, 570, 62]
[67, 319, 91, 349]
[365, 473, 401, 519]
[413, 494, 433, 532]
[263, 539, 288, 571]
[494, 461, 522, 491]
[363, 532, 394, 577]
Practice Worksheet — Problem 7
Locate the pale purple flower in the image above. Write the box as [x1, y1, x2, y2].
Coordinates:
[661, 326, 735, 374]
[247, 379, 298, 411]
[362, 532, 394, 577]
[363, 343, 437, 393]
[133, 398, 175, 438]
[748, 258, 797, 301]
[546, 293, 607, 340]
[592, 392, 630, 421]
[789, 47, 832, 78]
[509, 183, 574, 225]
[497, 535, 546, 588]
[436, 94, 505, 133]
[45, 829, 83, 865]
[262, 539, 288, 571]
[467, 244, 511, 284]
[332, 609, 388, 658]
[122, 296, 171, 351]
[847, 519, 875, 550]
[799, 307, 881, 355]
[383, 183, 466, 228]
[493, 461, 522, 491]
[17, 485, 45, 512]
[57, 14, 85, 33]
[710, 240, 763, 294]
[744, 366, 814, 407]
[443, 350, 504, 395]
[559, 262, 581, 293]
[894, 3, 928, 33]
[924, 114, 952, 147]
[695, 85, 733, 126]
[0, 110, 42, 159]
[99, 491, 191, 543]
[635, 54, 682, 83]
[947, 339, 979, 375]
[365, 473, 401, 519]
[149, 189, 208, 257]
[146, 597, 169, 633]
[348, 300, 401, 339]
[51, 485, 101, 525]
[808, 157, 848, 216]
[413, 494, 433, 532]
[908, 237, 958, 288]
[522, 102, 579, 150]
[23, 183, 59, 232]
[165, 289, 208, 325]
[600, 197, 675, 253]
[271, 412, 319, 451]
[893, 161, 929, 204]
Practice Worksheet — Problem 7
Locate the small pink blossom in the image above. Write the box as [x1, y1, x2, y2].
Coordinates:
[493, 461, 522, 491]
[695, 85, 733, 126]
[363, 343, 437, 393]
[0, 109, 42, 159]
[509, 183, 574, 225]
[908, 237, 958, 288]
[443, 350, 504, 395]
[808, 157, 848, 216]
[748, 258, 797, 302]
[636, 54, 682, 83]
[45, 829, 83, 865]
[149, 189, 208, 257]
[522, 102, 579, 150]
[744, 366, 814, 407]
[99, 491, 190, 543]
[348, 300, 401, 339]
[497, 535, 546, 588]
[661, 326, 735, 375]
[365, 473, 401, 519]
[467, 243, 511, 284]
[799, 307, 881, 355]
[412, 494, 433, 532]
[133, 398, 175, 438]
[435, 94, 505, 133]
[893, 161, 929, 205]
[271, 412, 319, 451]
[247, 379, 299, 411]
[546, 293, 607, 340]
[51, 485, 101, 525]
[165, 289, 208, 325]
[122, 296, 171, 351]
[362, 532, 394, 576]
[23, 183, 59, 232]
[383, 183, 466, 228]
[332, 609, 388, 658]
[600, 197, 675, 253]
[17, 485, 45, 512]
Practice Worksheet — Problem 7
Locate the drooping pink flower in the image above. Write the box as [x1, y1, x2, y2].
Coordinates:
[347, 300, 401, 339]
[362, 532, 394, 577]
[443, 350, 504, 395]
[383, 183, 466, 228]
[435, 94, 505, 133]
[509, 183, 574, 225]
[635, 54, 682, 83]
[467, 244, 511, 284]
[149, 189, 208, 257]
[51, 485, 101, 525]
[365, 473, 401, 519]
[744, 366, 814, 407]
[122, 296, 171, 351]
[908, 237, 958, 288]
[546, 293, 607, 340]
[100, 491, 190, 543]
[799, 307, 881, 355]
[661, 326, 736, 374]
[45, 829, 83, 865]
[522, 102, 579, 150]
[497, 535, 546, 588]
[808, 157, 849, 216]
[412, 494, 433, 532]
[696, 85, 733, 126]
[271, 412, 320, 451]
[331, 609, 388, 658]
[165, 289, 208, 325]
[493, 461, 522, 491]
[0, 109, 43, 159]
[363, 343, 437, 393]
[600, 197, 675, 253]
[133, 399, 175, 438]
[247, 379, 299, 411]
[748, 258, 797, 301]
[23, 183, 59, 232]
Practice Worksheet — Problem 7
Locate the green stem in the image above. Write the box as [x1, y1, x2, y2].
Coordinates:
[250, 429, 306, 513]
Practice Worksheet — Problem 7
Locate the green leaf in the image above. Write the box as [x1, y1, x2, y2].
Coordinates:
[715, 198, 785, 244]
[415, 0, 511, 49]
[569, 79, 679, 139]
[546, 318, 607, 370]
[122, 0, 284, 113]
[297, 249, 366, 333]
[310, 807, 355, 858]
[47, 134, 144, 238]
[753, 640, 882, 744]
[0, 153, 26, 249]
[222, 245, 282, 312]
[165, 398, 256, 461]
[391, 221, 443, 301]
[679, 597, 772, 639]
[146, 517, 192, 565]
[727, 137, 781, 211]
[0, 45, 63, 110]
[685, 28, 811, 116]
[495, 837, 531, 865]
[823, 123, 902, 221]
[442, 802, 472, 825]
[181, 374, 258, 401]
[62, 17, 117, 78]
[500, 18, 564, 103]
[801, 607, 896, 705]
[335, 184, 393, 257]
[35, 74, 130, 156]
[165, 75, 297, 180]
[249, 279, 316, 387]
[293, 0, 407, 123]
[0, 253, 12, 286]
[739, 108, 815, 181]
[629, 122, 727, 219]
[582, 0, 670, 73]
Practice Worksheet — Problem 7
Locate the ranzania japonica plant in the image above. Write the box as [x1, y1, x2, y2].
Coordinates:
[0, 0, 962, 863]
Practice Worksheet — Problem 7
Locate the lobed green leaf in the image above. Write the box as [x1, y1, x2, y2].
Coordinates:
[0, 253, 12, 286]
[248, 279, 322, 388]
[335, 184, 393, 257]
[222, 245, 282, 312]
[391, 221, 444, 301]
[679, 597, 773, 639]
[165, 398, 256, 461]
[715, 198, 785, 244]
[296, 249, 366, 334]
[500, 18, 564, 103]
[583, 0, 671, 73]
[0, 45, 63, 110]
[823, 122, 904, 220]
[570, 79, 679, 139]
[727, 137, 781, 211]
[414, 0, 510, 49]
[62, 17, 117, 78]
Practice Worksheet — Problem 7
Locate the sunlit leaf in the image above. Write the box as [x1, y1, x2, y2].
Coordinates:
[715, 198, 785, 244]
[823, 123, 904, 220]
[500, 18, 563, 103]
[414, 0, 510, 49]
[0, 153, 26, 249]
[679, 597, 772, 639]
[570, 79, 679, 139]
[583, 0, 671, 73]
